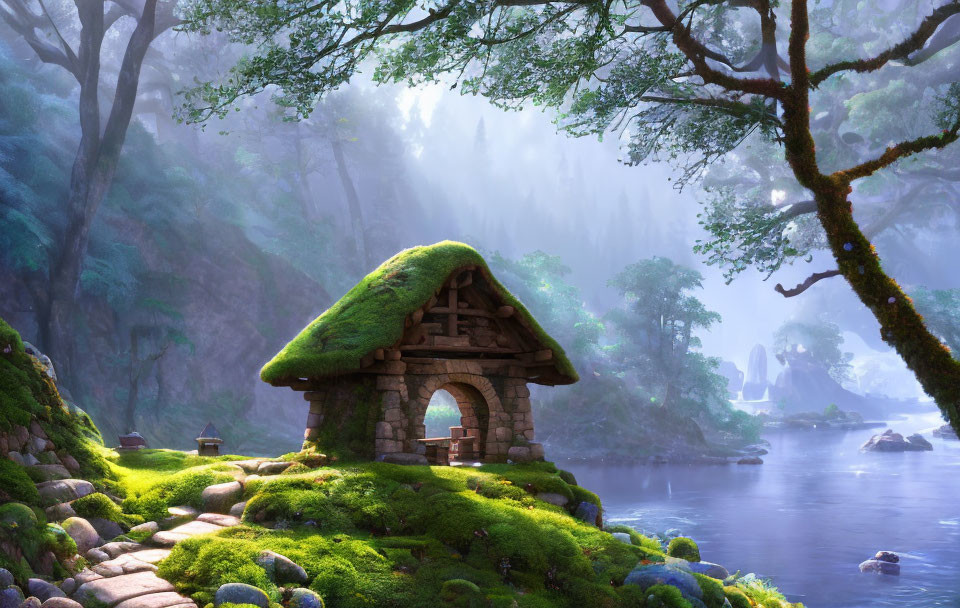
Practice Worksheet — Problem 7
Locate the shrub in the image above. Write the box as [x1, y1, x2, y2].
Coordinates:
[557, 470, 578, 486]
[0, 459, 39, 504]
[724, 586, 753, 608]
[440, 579, 482, 605]
[667, 537, 700, 562]
[604, 525, 663, 553]
[644, 584, 693, 608]
[693, 573, 726, 608]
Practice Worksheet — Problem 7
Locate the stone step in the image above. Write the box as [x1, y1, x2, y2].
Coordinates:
[148, 513, 238, 547]
[114, 592, 196, 608]
[73, 571, 175, 608]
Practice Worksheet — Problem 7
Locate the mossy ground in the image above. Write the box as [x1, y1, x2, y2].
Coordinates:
[259, 241, 577, 384]
[105, 451, 797, 608]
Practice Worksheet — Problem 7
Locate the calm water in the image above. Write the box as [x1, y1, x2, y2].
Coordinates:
[564, 411, 960, 608]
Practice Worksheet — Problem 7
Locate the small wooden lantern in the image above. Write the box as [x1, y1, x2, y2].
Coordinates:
[196, 422, 223, 456]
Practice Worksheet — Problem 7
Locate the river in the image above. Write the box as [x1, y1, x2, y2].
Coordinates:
[563, 410, 960, 608]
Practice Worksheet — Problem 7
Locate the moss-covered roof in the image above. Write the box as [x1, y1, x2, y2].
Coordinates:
[260, 241, 578, 385]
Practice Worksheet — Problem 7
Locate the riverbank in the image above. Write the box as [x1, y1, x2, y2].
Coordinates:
[566, 411, 960, 608]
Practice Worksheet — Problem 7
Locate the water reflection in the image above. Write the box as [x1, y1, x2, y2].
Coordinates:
[562, 411, 960, 607]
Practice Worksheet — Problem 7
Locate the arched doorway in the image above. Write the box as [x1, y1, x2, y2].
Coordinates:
[415, 377, 496, 462]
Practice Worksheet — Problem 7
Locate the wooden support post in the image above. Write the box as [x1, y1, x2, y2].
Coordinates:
[448, 280, 458, 337]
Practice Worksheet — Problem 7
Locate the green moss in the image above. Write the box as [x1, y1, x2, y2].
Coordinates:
[121, 467, 236, 520]
[0, 458, 40, 504]
[0, 317, 112, 497]
[693, 573, 726, 608]
[666, 537, 700, 562]
[723, 587, 752, 608]
[259, 241, 577, 384]
[45, 523, 77, 560]
[557, 470, 578, 486]
[643, 584, 693, 608]
[72, 493, 142, 527]
[440, 579, 483, 606]
[603, 525, 663, 553]
[0, 503, 75, 572]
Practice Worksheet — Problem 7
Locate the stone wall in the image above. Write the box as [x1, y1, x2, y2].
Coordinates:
[300, 358, 543, 463]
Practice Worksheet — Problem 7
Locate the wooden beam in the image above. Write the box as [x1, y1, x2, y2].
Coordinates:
[399, 344, 522, 354]
[411, 309, 424, 325]
[458, 271, 473, 288]
[385, 349, 402, 360]
[374, 348, 385, 360]
[429, 307, 495, 318]
[496, 305, 515, 318]
[534, 349, 553, 362]
[434, 335, 471, 347]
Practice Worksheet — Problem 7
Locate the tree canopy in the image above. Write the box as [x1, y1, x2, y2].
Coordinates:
[178, 0, 960, 434]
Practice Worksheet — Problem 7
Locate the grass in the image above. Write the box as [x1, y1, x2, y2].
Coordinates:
[259, 241, 577, 384]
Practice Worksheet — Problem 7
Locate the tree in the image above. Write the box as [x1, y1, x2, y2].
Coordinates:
[0, 0, 179, 378]
[177, 0, 960, 434]
[772, 319, 853, 384]
[606, 258, 724, 414]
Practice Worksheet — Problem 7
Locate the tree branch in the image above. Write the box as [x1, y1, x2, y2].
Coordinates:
[774, 269, 841, 297]
[835, 127, 960, 183]
[810, 1, 960, 87]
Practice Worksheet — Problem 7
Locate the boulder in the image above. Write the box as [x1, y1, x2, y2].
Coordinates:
[536, 493, 569, 507]
[195, 513, 240, 527]
[45, 503, 77, 523]
[36, 480, 94, 506]
[60, 456, 80, 473]
[0, 570, 12, 588]
[932, 423, 958, 439]
[688, 561, 730, 580]
[611, 533, 632, 545]
[861, 429, 933, 452]
[39, 599, 82, 608]
[875, 551, 899, 563]
[63, 518, 102, 555]
[256, 461, 293, 475]
[19, 597, 41, 608]
[58, 580, 76, 597]
[0, 587, 24, 608]
[84, 549, 109, 564]
[6, 452, 24, 466]
[213, 583, 269, 608]
[27, 465, 70, 482]
[25, 582, 63, 604]
[255, 551, 308, 584]
[99, 543, 143, 559]
[201, 482, 243, 514]
[87, 519, 123, 542]
[113, 592, 193, 608]
[128, 522, 158, 536]
[573, 501, 600, 527]
[506, 446, 532, 463]
[288, 589, 324, 608]
[624, 564, 703, 601]
[380, 453, 428, 466]
[21, 454, 39, 467]
[231, 460, 265, 474]
[228, 502, 247, 518]
[859, 559, 900, 575]
[160, 507, 197, 528]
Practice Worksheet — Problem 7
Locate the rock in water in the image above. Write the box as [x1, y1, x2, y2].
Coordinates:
[859, 559, 900, 575]
[932, 423, 958, 439]
[875, 551, 899, 563]
[214, 583, 269, 608]
[742, 344, 768, 400]
[861, 430, 933, 452]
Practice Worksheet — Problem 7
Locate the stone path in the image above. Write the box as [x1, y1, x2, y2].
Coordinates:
[69, 512, 242, 608]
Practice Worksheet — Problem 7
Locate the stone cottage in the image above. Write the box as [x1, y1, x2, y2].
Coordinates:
[260, 241, 578, 464]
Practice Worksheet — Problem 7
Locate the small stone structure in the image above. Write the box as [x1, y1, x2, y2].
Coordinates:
[261, 242, 578, 463]
[196, 423, 223, 456]
[117, 432, 147, 452]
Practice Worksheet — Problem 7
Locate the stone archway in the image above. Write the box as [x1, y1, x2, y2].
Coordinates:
[403, 371, 512, 461]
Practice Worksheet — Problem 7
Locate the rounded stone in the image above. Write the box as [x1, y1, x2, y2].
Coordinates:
[214, 583, 269, 608]
[26, 580, 63, 603]
[63, 518, 101, 555]
[255, 551, 308, 584]
[624, 564, 703, 600]
[57, 580, 75, 597]
[288, 588, 324, 608]
[229, 502, 247, 518]
[860, 559, 900, 575]
[0, 586, 24, 608]
[19, 597, 41, 608]
[0, 571, 11, 588]
[201, 481, 244, 514]
[39, 599, 82, 608]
